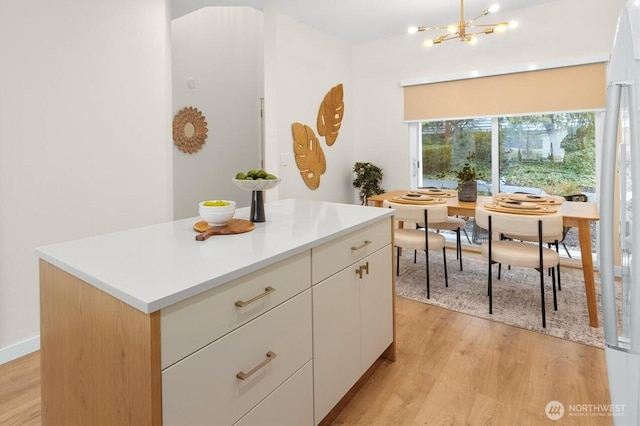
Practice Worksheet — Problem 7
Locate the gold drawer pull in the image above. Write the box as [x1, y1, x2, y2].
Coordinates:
[356, 266, 363, 279]
[351, 240, 372, 251]
[235, 286, 276, 307]
[236, 351, 277, 380]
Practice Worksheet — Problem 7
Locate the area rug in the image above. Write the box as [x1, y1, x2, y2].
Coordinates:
[395, 249, 609, 348]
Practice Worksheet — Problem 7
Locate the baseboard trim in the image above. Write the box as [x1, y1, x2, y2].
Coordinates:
[0, 335, 40, 365]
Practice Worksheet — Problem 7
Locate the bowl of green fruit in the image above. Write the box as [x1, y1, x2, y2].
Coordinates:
[198, 199, 236, 226]
[232, 170, 280, 223]
[232, 169, 281, 191]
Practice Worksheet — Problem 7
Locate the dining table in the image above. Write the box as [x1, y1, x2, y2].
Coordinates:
[367, 190, 602, 328]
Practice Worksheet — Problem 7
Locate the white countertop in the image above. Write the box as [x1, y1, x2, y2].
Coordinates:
[36, 199, 393, 313]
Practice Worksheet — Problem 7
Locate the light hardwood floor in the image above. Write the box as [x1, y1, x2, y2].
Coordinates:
[0, 298, 611, 426]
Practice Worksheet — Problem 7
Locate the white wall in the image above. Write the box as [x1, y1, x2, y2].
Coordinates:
[263, 8, 355, 204]
[0, 0, 173, 363]
[172, 7, 264, 218]
[352, 0, 627, 192]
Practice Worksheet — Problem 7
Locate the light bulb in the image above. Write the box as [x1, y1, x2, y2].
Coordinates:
[495, 23, 508, 33]
[447, 24, 458, 34]
[488, 4, 500, 13]
[408, 26, 419, 34]
[508, 20, 519, 29]
[468, 36, 478, 45]
[423, 39, 434, 47]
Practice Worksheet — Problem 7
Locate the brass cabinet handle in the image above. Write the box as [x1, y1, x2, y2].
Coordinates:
[350, 240, 372, 251]
[235, 286, 276, 307]
[355, 262, 369, 280]
[236, 351, 277, 380]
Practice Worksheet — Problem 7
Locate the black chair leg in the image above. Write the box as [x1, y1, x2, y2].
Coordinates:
[396, 246, 400, 277]
[557, 263, 562, 292]
[540, 268, 546, 328]
[498, 263, 502, 280]
[425, 250, 430, 299]
[551, 267, 558, 311]
[488, 263, 493, 314]
[414, 250, 417, 263]
[462, 227, 471, 244]
[457, 228, 463, 271]
[442, 247, 448, 287]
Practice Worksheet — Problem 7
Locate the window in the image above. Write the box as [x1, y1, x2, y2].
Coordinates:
[419, 118, 491, 193]
[499, 113, 596, 197]
[415, 110, 600, 258]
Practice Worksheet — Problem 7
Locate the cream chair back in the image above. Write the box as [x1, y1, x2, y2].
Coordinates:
[475, 206, 563, 239]
[383, 201, 449, 225]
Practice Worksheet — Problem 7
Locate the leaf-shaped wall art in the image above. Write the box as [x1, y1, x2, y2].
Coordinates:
[292, 122, 326, 189]
[316, 83, 344, 146]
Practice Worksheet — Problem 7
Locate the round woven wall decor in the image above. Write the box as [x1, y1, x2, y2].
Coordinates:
[172, 106, 208, 153]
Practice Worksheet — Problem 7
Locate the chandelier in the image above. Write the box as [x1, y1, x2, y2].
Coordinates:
[408, 0, 518, 47]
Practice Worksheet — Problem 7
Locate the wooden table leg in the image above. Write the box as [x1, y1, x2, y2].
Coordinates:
[577, 219, 599, 328]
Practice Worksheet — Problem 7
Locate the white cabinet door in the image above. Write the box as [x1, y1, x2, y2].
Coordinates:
[360, 245, 394, 372]
[312, 244, 393, 425]
[312, 266, 361, 424]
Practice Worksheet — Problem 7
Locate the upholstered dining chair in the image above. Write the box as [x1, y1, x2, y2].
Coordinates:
[417, 216, 467, 271]
[383, 200, 449, 299]
[495, 193, 565, 287]
[475, 206, 564, 328]
[415, 187, 468, 271]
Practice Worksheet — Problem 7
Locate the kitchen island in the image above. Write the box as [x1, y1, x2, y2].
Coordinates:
[36, 199, 395, 425]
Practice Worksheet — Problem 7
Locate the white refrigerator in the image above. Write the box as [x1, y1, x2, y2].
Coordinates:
[602, 1, 640, 425]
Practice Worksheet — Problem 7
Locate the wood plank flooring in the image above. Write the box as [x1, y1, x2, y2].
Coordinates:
[331, 297, 612, 425]
[0, 297, 611, 425]
[0, 351, 40, 426]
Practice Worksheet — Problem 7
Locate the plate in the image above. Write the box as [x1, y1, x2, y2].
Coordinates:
[509, 194, 546, 202]
[500, 201, 541, 210]
[402, 193, 433, 201]
[418, 188, 447, 195]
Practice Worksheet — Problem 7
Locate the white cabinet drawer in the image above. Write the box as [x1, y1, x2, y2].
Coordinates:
[312, 219, 391, 284]
[234, 361, 313, 426]
[162, 289, 313, 426]
[161, 251, 311, 368]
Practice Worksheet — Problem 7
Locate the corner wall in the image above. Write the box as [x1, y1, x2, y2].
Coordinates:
[171, 7, 264, 218]
[0, 0, 173, 363]
[263, 8, 355, 204]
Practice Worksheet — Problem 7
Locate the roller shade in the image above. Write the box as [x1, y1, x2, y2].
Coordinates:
[403, 62, 606, 121]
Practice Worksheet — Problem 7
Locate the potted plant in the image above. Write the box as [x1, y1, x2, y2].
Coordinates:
[436, 153, 485, 202]
[352, 162, 384, 205]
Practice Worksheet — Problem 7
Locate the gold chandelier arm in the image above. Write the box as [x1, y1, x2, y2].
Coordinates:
[419, 25, 455, 31]
[466, 22, 509, 28]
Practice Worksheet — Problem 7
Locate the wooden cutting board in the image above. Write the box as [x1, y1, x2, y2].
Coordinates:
[193, 219, 255, 241]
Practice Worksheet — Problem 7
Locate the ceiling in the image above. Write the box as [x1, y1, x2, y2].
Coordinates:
[172, 0, 561, 43]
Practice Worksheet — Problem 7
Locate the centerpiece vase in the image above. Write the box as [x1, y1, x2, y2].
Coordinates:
[250, 190, 266, 223]
[458, 180, 478, 202]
